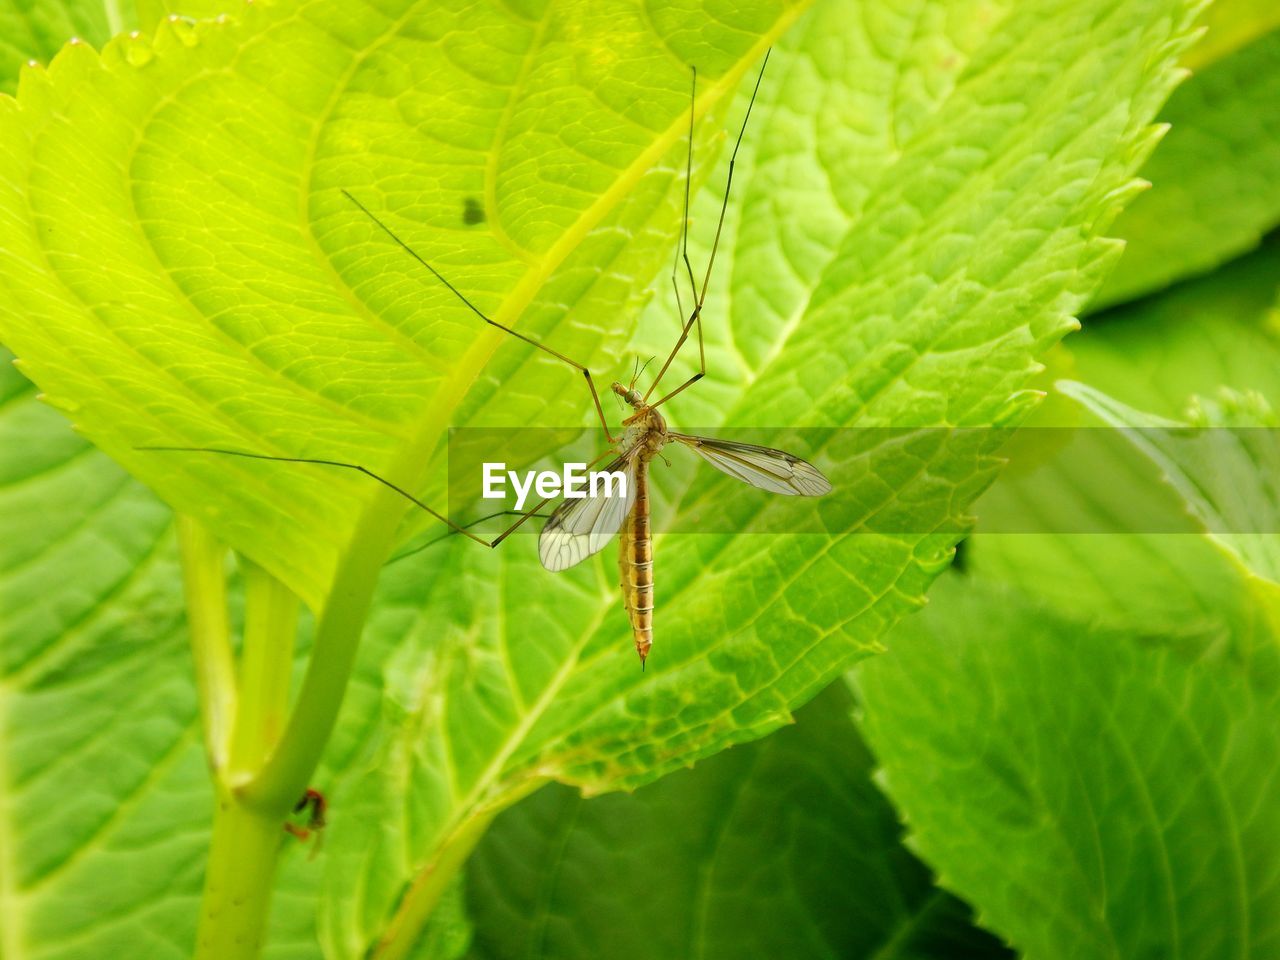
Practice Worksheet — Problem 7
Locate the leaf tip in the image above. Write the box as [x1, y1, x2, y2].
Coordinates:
[991, 388, 1046, 428]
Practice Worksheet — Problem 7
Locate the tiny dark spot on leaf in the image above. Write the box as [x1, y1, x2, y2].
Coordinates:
[463, 197, 484, 225]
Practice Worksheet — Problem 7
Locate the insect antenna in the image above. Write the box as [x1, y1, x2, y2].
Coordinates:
[631, 355, 656, 388]
[645, 50, 771, 410]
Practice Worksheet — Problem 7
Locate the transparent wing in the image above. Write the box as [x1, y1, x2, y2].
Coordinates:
[538, 453, 639, 572]
[670, 433, 832, 496]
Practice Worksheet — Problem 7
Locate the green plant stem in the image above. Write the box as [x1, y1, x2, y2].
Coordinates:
[182, 535, 302, 960]
[202, 486, 410, 960]
[232, 561, 300, 776]
[195, 786, 286, 959]
[177, 516, 236, 771]
[241, 484, 409, 811]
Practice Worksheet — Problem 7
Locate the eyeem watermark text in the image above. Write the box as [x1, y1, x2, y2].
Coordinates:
[482, 462, 628, 511]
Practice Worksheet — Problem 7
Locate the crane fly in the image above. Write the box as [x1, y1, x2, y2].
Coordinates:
[539, 387, 830, 665]
[475, 50, 830, 666]
[141, 51, 831, 667]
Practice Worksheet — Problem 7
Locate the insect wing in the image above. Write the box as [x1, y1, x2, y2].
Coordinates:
[670, 433, 831, 496]
[538, 454, 638, 572]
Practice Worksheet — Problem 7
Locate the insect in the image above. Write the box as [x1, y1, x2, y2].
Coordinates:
[143, 51, 831, 667]
[284, 787, 327, 847]
[362, 51, 830, 665]
[537, 386, 831, 666]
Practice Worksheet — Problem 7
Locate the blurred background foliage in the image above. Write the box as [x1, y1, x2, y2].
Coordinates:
[1, 0, 1278, 958]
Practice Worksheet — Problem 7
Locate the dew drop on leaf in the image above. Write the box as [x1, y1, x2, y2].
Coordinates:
[167, 15, 200, 47]
[125, 34, 154, 68]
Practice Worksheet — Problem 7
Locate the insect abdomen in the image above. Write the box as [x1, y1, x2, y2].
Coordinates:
[619, 460, 654, 665]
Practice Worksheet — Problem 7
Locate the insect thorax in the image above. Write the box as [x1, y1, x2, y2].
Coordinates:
[618, 407, 668, 458]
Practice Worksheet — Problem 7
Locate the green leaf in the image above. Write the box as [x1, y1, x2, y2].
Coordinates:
[967, 235, 1280, 634]
[969, 445, 1255, 640]
[1062, 380, 1280, 587]
[464, 683, 1011, 960]
[0, 0, 806, 611]
[1182, 0, 1280, 70]
[1079, 238, 1280, 413]
[0, 0, 1204, 955]
[0, 352, 212, 959]
[968, 423, 1240, 635]
[0, 346, 429, 959]
[855, 573, 1280, 960]
[1063, 238, 1280, 591]
[310, 0, 1203, 954]
[0, 0, 126, 94]
[971, 239, 1280, 636]
[0, 16, 810, 948]
[134, 0, 236, 31]
[0, 351, 352, 958]
[1095, 26, 1280, 309]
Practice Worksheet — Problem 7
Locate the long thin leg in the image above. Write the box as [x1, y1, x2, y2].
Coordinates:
[388, 508, 550, 564]
[645, 50, 771, 408]
[342, 190, 616, 444]
[646, 370, 704, 411]
[483, 448, 618, 548]
[670, 67, 701, 368]
[138, 445, 611, 551]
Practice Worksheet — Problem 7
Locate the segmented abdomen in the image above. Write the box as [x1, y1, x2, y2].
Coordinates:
[618, 459, 653, 665]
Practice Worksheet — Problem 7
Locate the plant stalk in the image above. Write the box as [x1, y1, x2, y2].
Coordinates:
[232, 561, 300, 775]
[240, 483, 410, 812]
[177, 516, 236, 772]
[183, 534, 304, 960]
[194, 786, 287, 960]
